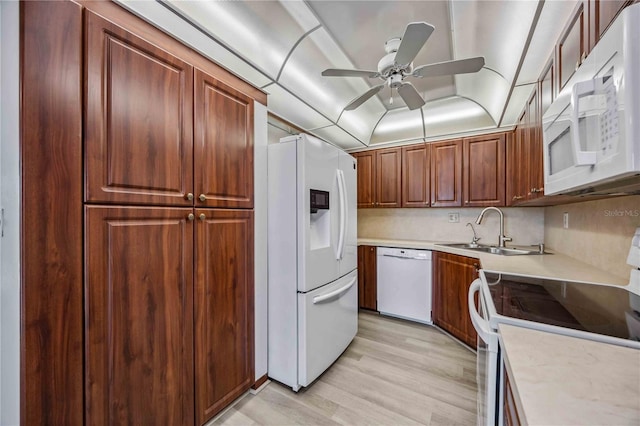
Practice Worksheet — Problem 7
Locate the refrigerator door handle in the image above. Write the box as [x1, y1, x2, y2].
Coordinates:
[336, 170, 347, 260]
[468, 279, 499, 352]
[313, 277, 357, 304]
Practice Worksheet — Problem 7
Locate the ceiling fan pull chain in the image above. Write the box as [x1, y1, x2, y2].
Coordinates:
[389, 86, 393, 105]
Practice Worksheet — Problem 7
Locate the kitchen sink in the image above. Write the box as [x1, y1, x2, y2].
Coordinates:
[437, 243, 549, 256]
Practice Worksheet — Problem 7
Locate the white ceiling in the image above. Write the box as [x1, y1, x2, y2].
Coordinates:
[116, 0, 579, 150]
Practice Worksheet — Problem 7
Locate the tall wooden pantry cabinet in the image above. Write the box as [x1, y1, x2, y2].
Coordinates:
[21, 2, 265, 425]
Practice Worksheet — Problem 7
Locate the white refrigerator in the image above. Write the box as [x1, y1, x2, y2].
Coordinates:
[268, 134, 357, 391]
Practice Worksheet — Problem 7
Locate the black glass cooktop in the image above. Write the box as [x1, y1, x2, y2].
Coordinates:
[484, 272, 640, 342]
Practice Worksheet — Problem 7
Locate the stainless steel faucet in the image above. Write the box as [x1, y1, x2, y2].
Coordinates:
[475, 207, 512, 248]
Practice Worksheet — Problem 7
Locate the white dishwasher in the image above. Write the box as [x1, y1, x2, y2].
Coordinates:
[377, 247, 432, 324]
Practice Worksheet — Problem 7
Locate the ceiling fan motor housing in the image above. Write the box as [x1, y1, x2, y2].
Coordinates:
[388, 73, 403, 88]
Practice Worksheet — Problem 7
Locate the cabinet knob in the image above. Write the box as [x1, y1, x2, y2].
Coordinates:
[186, 193, 194, 201]
[199, 213, 206, 221]
[198, 194, 207, 202]
[187, 213, 195, 221]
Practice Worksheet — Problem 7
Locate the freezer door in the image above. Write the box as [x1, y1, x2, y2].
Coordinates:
[297, 270, 358, 388]
[298, 135, 341, 292]
[338, 152, 357, 276]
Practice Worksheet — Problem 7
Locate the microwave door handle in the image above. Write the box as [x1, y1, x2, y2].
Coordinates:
[570, 79, 599, 166]
[468, 279, 499, 351]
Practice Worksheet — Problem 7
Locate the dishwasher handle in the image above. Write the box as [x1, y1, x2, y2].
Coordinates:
[382, 254, 428, 260]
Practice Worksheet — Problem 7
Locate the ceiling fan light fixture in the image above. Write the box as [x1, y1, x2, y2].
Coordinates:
[320, 21, 484, 112]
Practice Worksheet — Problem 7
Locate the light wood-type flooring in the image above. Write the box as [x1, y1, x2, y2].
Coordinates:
[212, 311, 478, 426]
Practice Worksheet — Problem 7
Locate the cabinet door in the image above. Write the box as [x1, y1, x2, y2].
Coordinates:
[504, 370, 522, 426]
[506, 131, 521, 207]
[559, 5, 586, 90]
[357, 245, 377, 310]
[402, 144, 430, 207]
[354, 151, 376, 208]
[194, 69, 254, 208]
[430, 140, 463, 207]
[463, 134, 506, 207]
[540, 61, 554, 116]
[85, 11, 194, 206]
[195, 209, 254, 424]
[527, 89, 545, 199]
[433, 252, 479, 348]
[376, 147, 402, 207]
[597, 0, 631, 40]
[85, 206, 194, 425]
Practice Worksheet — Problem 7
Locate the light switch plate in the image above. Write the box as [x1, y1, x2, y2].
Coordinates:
[563, 212, 569, 229]
[448, 212, 460, 223]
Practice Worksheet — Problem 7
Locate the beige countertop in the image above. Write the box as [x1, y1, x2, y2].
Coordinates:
[499, 324, 640, 425]
[358, 238, 629, 286]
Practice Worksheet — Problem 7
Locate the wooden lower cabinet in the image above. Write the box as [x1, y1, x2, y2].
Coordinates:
[504, 370, 522, 426]
[85, 206, 254, 425]
[85, 206, 195, 425]
[432, 252, 479, 347]
[195, 209, 254, 424]
[357, 245, 377, 310]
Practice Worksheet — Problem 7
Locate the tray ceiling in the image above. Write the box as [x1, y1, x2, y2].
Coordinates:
[116, 0, 579, 150]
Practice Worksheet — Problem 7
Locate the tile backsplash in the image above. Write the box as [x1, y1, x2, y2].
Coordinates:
[544, 195, 640, 280]
[358, 207, 545, 247]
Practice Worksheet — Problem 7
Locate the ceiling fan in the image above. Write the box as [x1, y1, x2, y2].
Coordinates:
[322, 22, 485, 111]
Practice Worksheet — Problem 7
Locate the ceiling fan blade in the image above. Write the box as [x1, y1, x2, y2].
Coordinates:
[397, 82, 426, 110]
[344, 84, 385, 111]
[412, 57, 485, 78]
[394, 22, 435, 67]
[322, 68, 380, 78]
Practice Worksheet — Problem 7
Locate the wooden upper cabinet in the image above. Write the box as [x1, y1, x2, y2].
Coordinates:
[507, 115, 529, 206]
[559, 5, 586, 90]
[354, 151, 376, 208]
[590, 0, 633, 42]
[376, 147, 402, 207]
[540, 60, 554, 116]
[527, 89, 544, 199]
[194, 69, 254, 209]
[357, 245, 377, 310]
[85, 11, 194, 206]
[402, 143, 430, 207]
[85, 206, 195, 425]
[195, 209, 253, 424]
[462, 134, 506, 207]
[430, 139, 463, 207]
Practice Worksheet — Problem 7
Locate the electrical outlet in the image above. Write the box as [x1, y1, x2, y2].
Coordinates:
[448, 212, 460, 223]
[563, 212, 569, 229]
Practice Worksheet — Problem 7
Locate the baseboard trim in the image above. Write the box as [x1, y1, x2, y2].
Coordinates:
[250, 374, 269, 392]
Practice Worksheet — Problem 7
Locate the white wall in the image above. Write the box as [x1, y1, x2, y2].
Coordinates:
[0, 1, 21, 424]
[254, 103, 268, 381]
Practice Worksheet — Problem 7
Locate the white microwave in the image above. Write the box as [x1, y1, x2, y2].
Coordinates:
[542, 3, 640, 196]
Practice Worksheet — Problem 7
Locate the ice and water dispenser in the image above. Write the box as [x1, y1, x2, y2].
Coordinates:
[309, 189, 330, 250]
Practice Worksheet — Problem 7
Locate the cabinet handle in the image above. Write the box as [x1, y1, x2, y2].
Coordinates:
[199, 213, 206, 221]
[187, 213, 195, 221]
[198, 194, 207, 202]
[186, 193, 194, 201]
[512, 195, 523, 201]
